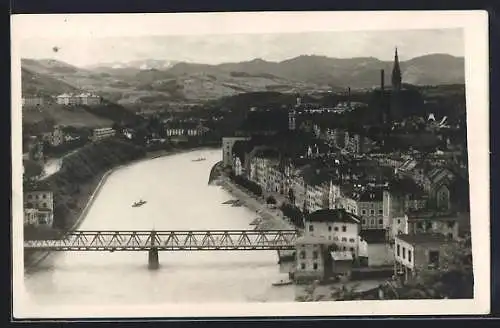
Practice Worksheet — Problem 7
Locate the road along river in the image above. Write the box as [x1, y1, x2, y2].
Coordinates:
[22, 149, 295, 308]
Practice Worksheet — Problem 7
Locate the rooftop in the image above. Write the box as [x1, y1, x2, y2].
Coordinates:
[306, 208, 361, 224]
[406, 210, 459, 221]
[396, 233, 449, 245]
[331, 251, 354, 261]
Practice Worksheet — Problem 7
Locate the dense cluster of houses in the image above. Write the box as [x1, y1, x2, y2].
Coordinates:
[223, 129, 470, 282]
[22, 92, 102, 108]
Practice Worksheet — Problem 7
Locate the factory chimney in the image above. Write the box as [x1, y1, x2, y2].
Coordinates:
[380, 69, 385, 91]
[347, 87, 351, 108]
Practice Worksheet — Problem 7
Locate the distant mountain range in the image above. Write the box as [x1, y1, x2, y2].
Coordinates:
[21, 54, 465, 105]
[86, 59, 180, 70]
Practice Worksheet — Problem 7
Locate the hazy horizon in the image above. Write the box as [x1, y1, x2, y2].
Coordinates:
[18, 30, 464, 68]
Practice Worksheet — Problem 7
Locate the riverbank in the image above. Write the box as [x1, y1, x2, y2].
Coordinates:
[24, 144, 219, 270]
[217, 176, 295, 231]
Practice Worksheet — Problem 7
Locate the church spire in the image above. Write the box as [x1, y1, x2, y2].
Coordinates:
[391, 47, 402, 91]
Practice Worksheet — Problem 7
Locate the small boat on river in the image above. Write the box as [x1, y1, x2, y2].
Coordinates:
[132, 199, 147, 207]
[192, 157, 206, 162]
[272, 279, 293, 287]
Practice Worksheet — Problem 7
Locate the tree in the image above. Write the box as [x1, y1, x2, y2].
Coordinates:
[381, 237, 473, 300]
[23, 159, 43, 180]
[266, 196, 277, 205]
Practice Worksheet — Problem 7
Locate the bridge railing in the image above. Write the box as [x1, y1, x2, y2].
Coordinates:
[24, 230, 299, 251]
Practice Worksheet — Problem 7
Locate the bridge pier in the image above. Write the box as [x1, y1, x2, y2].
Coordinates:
[148, 247, 159, 270]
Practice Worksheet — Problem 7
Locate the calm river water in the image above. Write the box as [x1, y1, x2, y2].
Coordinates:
[23, 149, 295, 307]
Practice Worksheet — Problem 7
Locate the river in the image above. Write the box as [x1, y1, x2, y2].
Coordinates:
[23, 149, 295, 308]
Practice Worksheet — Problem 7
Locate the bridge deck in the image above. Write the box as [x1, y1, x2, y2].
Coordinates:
[24, 230, 299, 251]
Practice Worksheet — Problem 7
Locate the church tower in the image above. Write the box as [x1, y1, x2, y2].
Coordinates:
[391, 47, 402, 92]
[389, 47, 403, 123]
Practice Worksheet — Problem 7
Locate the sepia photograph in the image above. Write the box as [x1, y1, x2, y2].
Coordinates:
[11, 11, 489, 318]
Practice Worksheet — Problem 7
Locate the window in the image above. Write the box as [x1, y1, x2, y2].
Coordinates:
[379, 209, 383, 214]
[334, 236, 339, 241]
[397, 244, 400, 256]
[342, 237, 347, 242]
[328, 226, 332, 232]
[313, 251, 318, 259]
[301, 263, 306, 270]
[349, 238, 355, 243]
[300, 251, 306, 259]
[313, 263, 318, 270]
[36, 195, 40, 200]
[370, 219, 374, 225]
[447, 221, 455, 228]
[342, 225, 346, 232]
[42, 202, 47, 208]
[309, 225, 314, 232]
[447, 233, 453, 239]
[402, 247, 406, 259]
[362, 219, 366, 225]
[370, 209, 375, 215]
[361, 209, 366, 215]
[408, 250, 412, 262]
[429, 251, 440, 267]
[397, 219, 401, 224]
[334, 226, 339, 231]
[350, 247, 354, 252]
[42, 194, 47, 199]
[378, 219, 383, 225]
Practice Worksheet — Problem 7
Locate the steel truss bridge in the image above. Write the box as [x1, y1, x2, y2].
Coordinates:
[24, 230, 299, 252]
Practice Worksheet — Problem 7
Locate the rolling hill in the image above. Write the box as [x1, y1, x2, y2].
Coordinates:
[21, 53, 465, 107]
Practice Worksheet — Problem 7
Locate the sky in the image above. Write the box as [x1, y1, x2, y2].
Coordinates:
[12, 13, 465, 67]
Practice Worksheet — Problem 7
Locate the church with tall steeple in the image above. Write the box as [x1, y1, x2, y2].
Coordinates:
[391, 47, 402, 92]
[374, 47, 424, 130]
[386, 47, 404, 124]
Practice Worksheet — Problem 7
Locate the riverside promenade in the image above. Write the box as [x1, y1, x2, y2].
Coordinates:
[218, 176, 296, 231]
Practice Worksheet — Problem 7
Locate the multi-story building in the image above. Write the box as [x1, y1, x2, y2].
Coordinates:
[24, 189, 54, 227]
[24, 190, 54, 211]
[56, 93, 101, 106]
[248, 149, 282, 194]
[344, 132, 374, 154]
[383, 179, 428, 239]
[404, 210, 460, 240]
[165, 122, 210, 137]
[42, 125, 64, 147]
[22, 96, 44, 108]
[339, 186, 385, 231]
[91, 127, 116, 141]
[233, 156, 243, 176]
[294, 235, 331, 282]
[77, 92, 102, 105]
[328, 180, 342, 209]
[222, 136, 250, 167]
[24, 208, 39, 226]
[303, 208, 367, 259]
[394, 233, 453, 281]
[301, 167, 331, 213]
